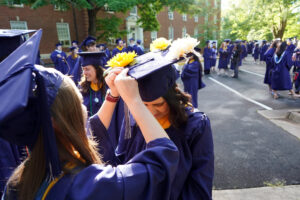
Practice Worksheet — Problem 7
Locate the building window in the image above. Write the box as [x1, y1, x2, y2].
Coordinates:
[168, 26, 174, 40]
[182, 14, 187, 21]
[194, 15, 199, 22]
[194, 28, 198, 37]
[10, 20, 28, 30]
[151, 31, 157, 41]
[214, 15, 217, 24]
[182, 27, 187, 37]
[104, 3, 114, 13]
[168, 8, 174, 20]
[7, 0, 24, 7]
[130, 6, 137, 16]
[56, 23, 71, 47]
[54, 4, 66, 11]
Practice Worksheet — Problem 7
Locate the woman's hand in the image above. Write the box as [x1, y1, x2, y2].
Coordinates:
[105, 67, 123, 97]
[114, 68, 142, 104]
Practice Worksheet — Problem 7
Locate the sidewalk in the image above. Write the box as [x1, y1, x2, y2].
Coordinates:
[213, 185, 300, 200]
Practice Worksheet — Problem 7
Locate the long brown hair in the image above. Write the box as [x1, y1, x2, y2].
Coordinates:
[79, 65, 106, 96]
[163, 84, 192, 129]
[6, 76, 102, 200]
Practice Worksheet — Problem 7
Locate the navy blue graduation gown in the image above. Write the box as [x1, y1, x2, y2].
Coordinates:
[271, 51, 293, 90]
[181, 60, 205, 108]
[263, 48, 275, 85]
[134, 45, 144, 56]
[90, 109, 214, 200]
[218, 48, 228, 69]
[253, 47, 260, 60]
[260, 45, 268, 61]
[66, 55, 79, 75]
[70, 57, 82, 85]
[241, 44, 247, 59]
[211, 48, 217, 66]
[50, 50, 68, 74]
[227, 44, 234, 65]
[4, 137, 179, 200]
[247, 43, 252, 54]
[0, 139, 22, 197]
[111, 47, 126, 57]
[82, 88, 105, 117]
[203, 47, 212, 70]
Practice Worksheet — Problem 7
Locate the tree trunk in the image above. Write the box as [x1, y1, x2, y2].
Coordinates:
[87, 8, 99, 36]
[272, 12, 288, 39]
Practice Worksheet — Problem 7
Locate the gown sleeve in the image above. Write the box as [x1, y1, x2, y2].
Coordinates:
[181, 112, 214, 200]
[66, 138, 179, 200]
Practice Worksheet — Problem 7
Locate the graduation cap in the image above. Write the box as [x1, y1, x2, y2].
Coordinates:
[0, 29, 36, 62]
[116, 38, 122, 45]
[0, 29, 63, 178]
[80, 36, 96, 48]
[72, 40, 79, 44]
[56, 42, 62, 47]
[96, 43, 106, 48]
[137, 39, 142, 44]
[70, 46, 77, 51]
[127, 51, 181, 102]
[129, 38, 135, 41]
[224, 39, 231, 42]
[78, 51, 106, 67]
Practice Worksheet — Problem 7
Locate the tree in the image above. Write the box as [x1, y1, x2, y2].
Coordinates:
[4, 0, 198, 37]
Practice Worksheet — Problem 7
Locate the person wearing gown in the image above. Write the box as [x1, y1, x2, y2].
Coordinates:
[134, 39, 145, 55]
[293, 41, 300, 94]
[253, 43, 260, 64]
[66, 46, 79, 75]
[91, 46, 214, 200]
[231, 43, 242, 78]
[218, 42, 229, 75]
[260, 40, 268, 64]
[203, 41, 212, 75]
[210, 42, 217, 72]
[1, 30, 179, 200]
[263, 41, 278, 92]
[181, 48, 205, 108]
[270, 41, 299, 99]
[71, 36, 98, 85]
[111, 38, 126, 57]
[50, 42, 68, 74]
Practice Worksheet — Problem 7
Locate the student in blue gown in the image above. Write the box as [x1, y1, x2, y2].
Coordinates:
[134, 39, 145, 55]
[227, 40, 234, 67]
[218, 42, 229, 75]
[253, 43, 260, 64]
[181, 48, 205, 108]
[91, 46, 214, 200]
[71, 36, 98, 85]
[96, 43, 111, 67]
[293, 41, 300, 94]
[71, 40, 81, 52]
[66, 46, 79, 75]
[78, 52, 107, 117]
[210, 42, 217, 72]
[126, 38, 136, 53]
[203, 41, 212, 75]
[50, 42, 68, 74]
[1, 30, 179, 200]
[111, 38, 126, 57]
[241, 41, 247, 60]
[260, 40, 268, 64]
[263, 41, 278, 92]
[270, 41, 299, 99]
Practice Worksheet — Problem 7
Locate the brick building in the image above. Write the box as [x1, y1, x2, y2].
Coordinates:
[0, 0, 220, 61]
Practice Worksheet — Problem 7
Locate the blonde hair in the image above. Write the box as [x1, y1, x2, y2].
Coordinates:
[6, 76, 102, 200]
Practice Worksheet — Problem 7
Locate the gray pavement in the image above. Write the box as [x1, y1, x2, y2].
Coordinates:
[177, 56, 300, 198]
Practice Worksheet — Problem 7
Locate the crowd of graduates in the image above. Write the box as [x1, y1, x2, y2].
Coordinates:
[200, 37, 300, 99]
[0, 31, 214, 200]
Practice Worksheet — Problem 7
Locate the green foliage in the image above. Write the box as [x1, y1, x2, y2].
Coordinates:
[96, 15, 127, 42]
[221, 0, 300, 41]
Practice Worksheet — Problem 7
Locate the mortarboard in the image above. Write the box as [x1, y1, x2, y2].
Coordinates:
[72, 40, 79, 44]
[129, 38, 135, 41]
[0, 29, 63, 178]
[80, 36, 96, 48]
[78, 51, 105, 67]
[206, 40, 210, 44]
[56, 42, 62, 47]
[212, 41, 216, 44]
[137, 39, 142, 44]
[116, 38, 122, 44]
[0, 29, 36, 62]
[70, 46, 77, 51]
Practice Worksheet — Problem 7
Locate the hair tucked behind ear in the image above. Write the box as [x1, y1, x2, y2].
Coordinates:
[6, 76, 102, 200]
[163, 84, 192, 129]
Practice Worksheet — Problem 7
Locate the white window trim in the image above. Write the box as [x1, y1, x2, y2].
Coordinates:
[194, 15, 198, 22]
[8, 1, 24, 7]
[10, 20, 28, 29]
[182, 27, 187, 37]
[168, 26, 174, 40]
[182, 13, 187, 21]
[168, 11, 174, 20]
[151, 31, 157, 41]
[130, 6, 138, 16]
[56, 22, 71, 47]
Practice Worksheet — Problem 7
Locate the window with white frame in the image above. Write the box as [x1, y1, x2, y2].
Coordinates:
[7, 0, 24, 7]
[194, 15, 198, 22]
[182, 27, 187, 37]
[130, 6, 137, 15]
[182, 14, 187, 21]
[10, 21, 28, 30]
[151, 31, 157, 41]
[214, 15, 217, 24]
[56, 23, 71, 47]
[194, 28, 198, 37]
[104, 3, 115, 13]
[54, 4, 66, 11]
[168, 8, 174, 20]
[168, 26, 174, 40]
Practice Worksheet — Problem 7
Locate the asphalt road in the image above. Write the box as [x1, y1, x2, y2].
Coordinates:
[178, 56, 300, 189]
